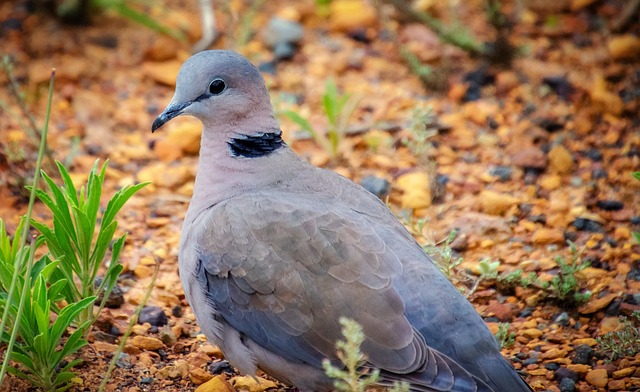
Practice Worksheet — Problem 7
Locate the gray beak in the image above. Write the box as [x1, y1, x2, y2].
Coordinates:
[151, 101, 192, 132]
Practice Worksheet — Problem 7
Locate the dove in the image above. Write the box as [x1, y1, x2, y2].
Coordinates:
[152, 50, 532, 392]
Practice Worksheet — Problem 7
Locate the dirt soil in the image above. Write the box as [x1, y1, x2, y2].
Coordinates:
[0, 0, 639, 391]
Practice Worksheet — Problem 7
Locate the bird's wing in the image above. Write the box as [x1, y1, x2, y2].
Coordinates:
[189, 189, 484, 391]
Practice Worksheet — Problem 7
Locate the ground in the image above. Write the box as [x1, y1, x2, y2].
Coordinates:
[0, 0, 639, 391]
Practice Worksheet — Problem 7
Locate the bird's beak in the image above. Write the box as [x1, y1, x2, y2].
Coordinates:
[151, 101, 192, 132]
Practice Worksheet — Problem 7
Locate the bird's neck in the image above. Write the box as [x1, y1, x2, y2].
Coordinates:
[186, 116, 296, 222]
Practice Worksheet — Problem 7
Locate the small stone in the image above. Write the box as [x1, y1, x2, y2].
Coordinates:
[329, 0, 377, 32]
[571, 217, 604, 233]
[262, 17, 304, 49]
[608, 379, 626, 390]
[548, 145, 573, 174]
[479, 190, 519, 215]
[572, 344, 594, 365]
[608, 34, 640, 60]
[599, 317, 622, 334]
[195, 375, 234, 392]
[523, 328, 544, 339]
[209, 360, 234, 375]
[585, 369, 608, 388]
[559, 377, 576, 392]
[94, 277, 125, 309]
[484, 301, 516, 322]
[130, 336, 164, 351]
[159, 325, 178, 346]
[596, 200, 623, 211]
[541, 348, 567, 360]
[360, 175, 391, 199]
[511, 146, 547, 170]
[579, 293, 618, 314]
[566, 364, 590, 374]
[557, 367, 580, 381]
[532, 228, 564, 244]
[396, 171, 432, 209]
[612, 367, 635, 378]
[488, 166, 513, 181]
[233, 376, 278, 392]
[553, 312, 571, 326]
[189, 367, 213, 385]
[139, 306, 168, 327]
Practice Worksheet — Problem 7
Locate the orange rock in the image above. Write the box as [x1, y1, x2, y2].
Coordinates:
[567, 364, 591, 374]
[608, 35, 640, 60]
[579, 293, 618, 314]
[548, 145, 574, 174]
[585, 369, 608, 388]
[195, 375, 234, 392]
[612, 367, 635, 379]
[599, 317, 623, 335]
[479, 190, 519, 215]
[189, 367, 213, 385]
[523, 328, 544, 339]
[130, 336, 165, 351]
[608, 379, 626, 390]
[532, 228, 565, 244]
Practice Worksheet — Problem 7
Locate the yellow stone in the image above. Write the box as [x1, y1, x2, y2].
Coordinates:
[232, 376, 278, 392]
[130, 336, 165, 351]
[548, 145, 573, 174]
[585, 369, 608, 388]
[522, 328, 544, 339]
[479, 190, 519, 215]
[396, 171, 432, 209]
[195, 375, 234, 392]
[608, 35, 640, 60]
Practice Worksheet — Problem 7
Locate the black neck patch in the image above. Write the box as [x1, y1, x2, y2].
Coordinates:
[227, 131, 285, 158]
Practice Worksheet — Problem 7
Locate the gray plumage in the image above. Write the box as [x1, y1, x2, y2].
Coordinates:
[152, 50, 532, 392]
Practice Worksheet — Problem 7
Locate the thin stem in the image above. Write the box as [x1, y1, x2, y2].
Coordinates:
[0, 69, 56, 385]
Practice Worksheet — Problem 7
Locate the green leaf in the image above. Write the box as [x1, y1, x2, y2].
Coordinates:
[282, 110, 316, 136]
[55, 160, 79, 207]
[633, 171, 640, 181]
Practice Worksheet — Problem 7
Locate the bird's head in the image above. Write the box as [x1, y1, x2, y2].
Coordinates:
[152, 50, 271, 132]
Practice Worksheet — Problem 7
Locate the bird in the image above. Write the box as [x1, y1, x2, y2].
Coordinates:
[152, 50, 533, 392]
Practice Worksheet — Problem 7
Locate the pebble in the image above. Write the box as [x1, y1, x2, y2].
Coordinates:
[479, 190, 519, 215]
[511, 146, 547, 170]
[608, 379, 626, 390]
[329, 0, 377, 32]
[139, 306, 168, 327]
[195, 375, 234, 392]
[360, 175, 391, 199]
[189, 367, 213, 385]
[233, 376, 278, 392]
[596, 200, 623, 211]
[130, 336, 164, 351]
[209, 360, 234, 375]
[94, 277, 125, 309]
[262, 17, 303, 51]
[488, 166, 513, 181]
[571, 217, 604, 233]
[579, 293, 618, 314]
[548, 145, 574, 174]
[523, 328, 544, 339]
[571, 344, 594, 365]
[612, 367, 635, 378]
[608, 34, 640, 60]
[559, 377, 576, 392]
[585, 368, 608, 388]
[532, 228, 564, 244]
[396, 171, 432, 209]
[541, 348, 567, 360]
[557, 367, 580, 381]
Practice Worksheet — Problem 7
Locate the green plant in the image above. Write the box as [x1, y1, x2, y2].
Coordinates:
[597, 311, 640, 361]
[540, 244, 591, 305]
[31, 160, 148, 329]
[0, 227, 95, 391]
[402, 106, 438, 161]
[423, 230, 463, 278]
[324, 317, 410, 392]
[494, 322, 515, 349]
[478, 258, 500, 280]
[283, 79, 360, 159]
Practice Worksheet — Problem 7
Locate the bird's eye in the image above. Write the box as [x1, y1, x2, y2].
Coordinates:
[209, 79, 226, 95]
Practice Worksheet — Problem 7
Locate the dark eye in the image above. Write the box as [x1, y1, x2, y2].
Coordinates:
[209, 79, 226, 95]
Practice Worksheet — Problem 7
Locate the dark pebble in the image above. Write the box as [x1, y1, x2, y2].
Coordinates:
[274, 42, 296, 61]
[559, 377, 576, 392]
[464, 83, 482, 102]
[583, 149, 602, 161]
[484, 317, 501, 323]
[138, 306, 168, 327]
[140, 377, 153, 384]
[544, 363, 559, 370]
[553, 312, 570, 327]
[542, 76, 574, 101]
[489, 166, 513, 181]
[1, 18, 22, 31]
[604, 237, 618, 247]
[572, 344, 594, 365]
[518, 307, 534, 318]
[535, 118, 564, 133]
[209, 360, 235, 375]
[529, 215, 547, 224]
[172, 305, 183, 317]
[631, 216, 640, 225]
[523, 357, 538, 366]
[347, 27, 372, 43]
[571, 218, 604, 232]
[596, 200, 623, 211]
[94, 277, 125, 309]
[258, 60, 278, 74]
[360, 175, 391, 199]
[605, 299, 621, 316]
[555, 367, 579, 382]
[592, 168, 608, 179]
[436, 174, 449, 185]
